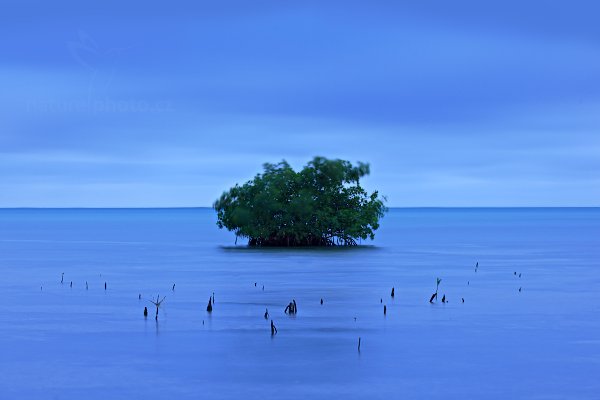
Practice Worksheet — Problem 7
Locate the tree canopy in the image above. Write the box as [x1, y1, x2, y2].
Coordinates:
[213, 157, 387, 246]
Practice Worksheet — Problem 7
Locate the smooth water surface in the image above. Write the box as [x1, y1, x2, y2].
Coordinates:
[0, 208, 599, 399]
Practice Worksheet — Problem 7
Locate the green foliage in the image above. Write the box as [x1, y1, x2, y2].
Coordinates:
[213, 157, 387, 246]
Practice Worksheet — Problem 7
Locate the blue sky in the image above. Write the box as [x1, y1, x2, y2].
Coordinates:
[1, 1, 599, 207]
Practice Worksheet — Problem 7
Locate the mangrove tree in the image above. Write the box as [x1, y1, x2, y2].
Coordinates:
[213, 157, 387, 246]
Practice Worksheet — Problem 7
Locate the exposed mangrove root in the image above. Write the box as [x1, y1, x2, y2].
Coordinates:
[429, 277, 442, 303]
[271, 320, 277, 335]
[150, 294, 165, 320]
[248, 234, 359, 247]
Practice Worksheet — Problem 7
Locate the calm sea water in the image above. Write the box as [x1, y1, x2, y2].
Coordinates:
[0, 208, 599, 399]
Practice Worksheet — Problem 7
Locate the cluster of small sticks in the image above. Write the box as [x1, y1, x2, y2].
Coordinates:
[49, 261, 524, 351]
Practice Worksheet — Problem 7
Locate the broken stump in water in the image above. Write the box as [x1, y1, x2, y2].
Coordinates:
[207, 297, 213, 312]
[284, 299, 297, 315]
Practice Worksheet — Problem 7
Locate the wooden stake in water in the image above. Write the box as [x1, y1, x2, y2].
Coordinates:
[358, 337, 361, 352]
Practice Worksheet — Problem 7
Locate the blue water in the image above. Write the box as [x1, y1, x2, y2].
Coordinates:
[0, 208, 599, 399]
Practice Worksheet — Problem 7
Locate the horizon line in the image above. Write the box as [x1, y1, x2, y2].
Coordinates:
[1, 206, 599, 210]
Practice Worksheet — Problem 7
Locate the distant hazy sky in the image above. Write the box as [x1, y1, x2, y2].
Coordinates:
[1, 1, 599, 207]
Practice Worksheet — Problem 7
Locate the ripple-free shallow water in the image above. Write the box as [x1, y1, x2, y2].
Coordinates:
[1, 208, 599, 399]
